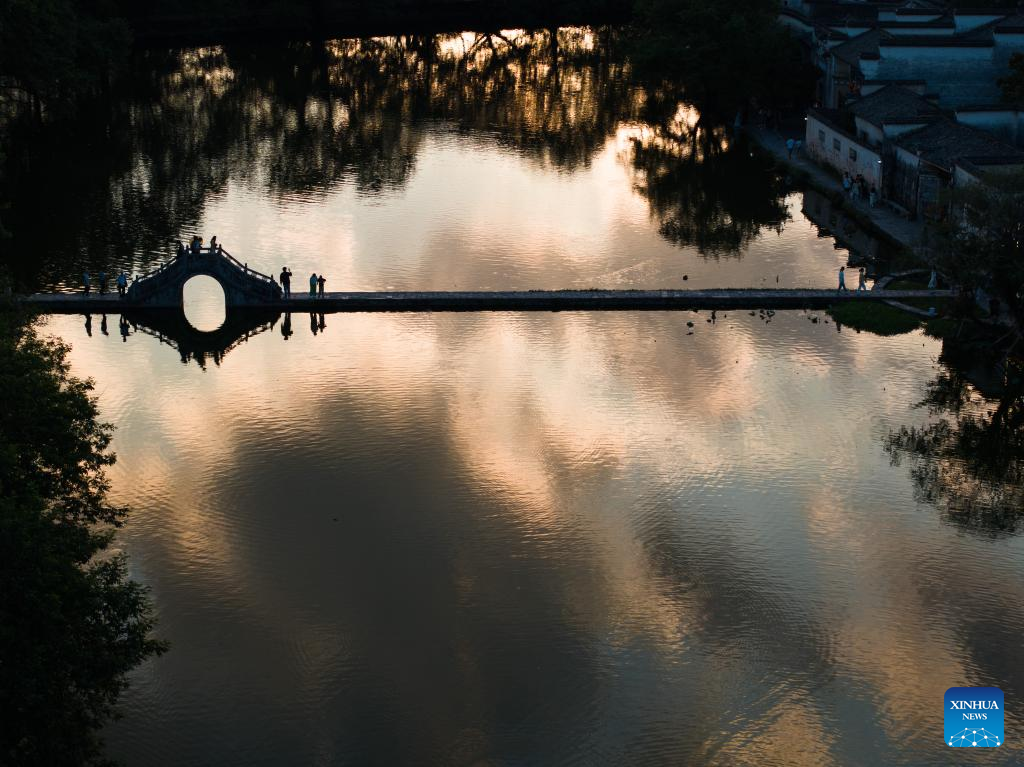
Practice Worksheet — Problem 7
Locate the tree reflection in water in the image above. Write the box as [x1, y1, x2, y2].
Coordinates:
[886, 351, 1024, 535]
[6, 28, 790, 289]
[625, 111, 790, 257]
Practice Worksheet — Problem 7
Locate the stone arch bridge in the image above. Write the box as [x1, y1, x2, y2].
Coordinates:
[126, 246, 281, 308]
[21, 243, 956, 313]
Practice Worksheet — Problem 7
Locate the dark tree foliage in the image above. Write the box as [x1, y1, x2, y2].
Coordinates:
[630, 132, 789, 256]
[886, 356, 1024, 536]
[0, 0, 131, 117]
[927, 174, 1024, 331]
[628, 0, 816, 117]
[0, 311, 164, 766]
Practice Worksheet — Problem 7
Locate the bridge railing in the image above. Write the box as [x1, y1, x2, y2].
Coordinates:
[219, 248, 277, 285]
[128, 244, 280, 298]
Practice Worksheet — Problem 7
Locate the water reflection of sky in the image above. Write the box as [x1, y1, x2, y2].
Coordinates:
[195, 129, 849, 292]
[19, 30, 867, 295]
[46, 310, 1024, 765]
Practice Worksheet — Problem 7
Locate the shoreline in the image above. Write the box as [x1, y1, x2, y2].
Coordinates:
[744, 126, 926, 259]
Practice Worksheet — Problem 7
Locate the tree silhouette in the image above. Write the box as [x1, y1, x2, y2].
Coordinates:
[886, 351, 1024, 536]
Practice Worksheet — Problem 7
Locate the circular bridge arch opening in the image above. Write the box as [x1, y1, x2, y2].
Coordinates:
[182, 275, 227, 332]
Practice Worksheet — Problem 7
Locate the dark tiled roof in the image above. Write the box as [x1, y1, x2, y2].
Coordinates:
[894, 120, 1024, 169]
[995, 13, 1024, 32]
[831, 29, 888, 67]
[846, 85, 942, 127]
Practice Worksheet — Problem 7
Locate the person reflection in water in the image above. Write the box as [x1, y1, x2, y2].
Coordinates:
[281, 312, 293, 341]
[100, 314, 109, 336]
[84, 314, 92, 337]
[310, 313, 318, 336]
[317, 313, 326, 333]
[119, 315, 130, 342]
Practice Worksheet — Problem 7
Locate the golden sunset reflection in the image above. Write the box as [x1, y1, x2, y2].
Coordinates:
[46, 302, 1024, 765]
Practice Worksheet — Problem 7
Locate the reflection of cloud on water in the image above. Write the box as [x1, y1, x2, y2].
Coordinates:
[51, 310, 1024, 764]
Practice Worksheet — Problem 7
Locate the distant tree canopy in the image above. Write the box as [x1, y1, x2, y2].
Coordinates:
[0, 311, 164, 766]
[0, 0, 131, 117]
[628, 0, 815, 117]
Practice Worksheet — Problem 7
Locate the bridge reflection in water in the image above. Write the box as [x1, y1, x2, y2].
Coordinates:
[106, 308, 283, 368]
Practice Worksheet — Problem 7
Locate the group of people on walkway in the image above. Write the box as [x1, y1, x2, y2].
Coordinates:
[842, 173, 878, 208]
[177, 235, 221, 258]
[278, 267, 326, 298]
[837, 266, 869, 293]
[83, 270, 131, 297]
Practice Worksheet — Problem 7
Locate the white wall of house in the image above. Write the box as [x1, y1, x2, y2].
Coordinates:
[874, 44, 992, 63]
[778, 13, 815, 40]
[879, 12, 940, 23]
[893, 145, 921, 170]
[806, 114, 883, 187]
[860, 44, 1010, 107]
[954, 14, 1004, 33]
[853, 117, 884, 146]
[953, 164, 982, 187]
[955, 109, 1024, 147]
[882, 122, 931, 140]
[826, 25, 870, 38]
[995, 32, 1024, 66]
[861, 81, 927, 98]
[886, 27, 954, 37]
[953, 161, 1024, 187]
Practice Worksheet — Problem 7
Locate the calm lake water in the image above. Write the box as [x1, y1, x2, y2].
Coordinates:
[26, 28, 1024, 766]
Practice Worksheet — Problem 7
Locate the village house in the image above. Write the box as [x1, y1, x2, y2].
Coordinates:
[804, 84, 1024, 218]
[888, 120, 1024, 217]
[804, 84, 941, 195]
[782, 3, 1024, 109]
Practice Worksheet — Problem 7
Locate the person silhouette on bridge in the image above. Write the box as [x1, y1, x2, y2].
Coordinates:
[116, 271, 128, 297]
[309, 272, 317, 297]
[280, 267, 292, 298]
[317, 274, 326, 298]
[98, 271, 107, 295]
[857, 268, 867, 291]
[83, 272, 91, 295]
[837, 266, 848, 293]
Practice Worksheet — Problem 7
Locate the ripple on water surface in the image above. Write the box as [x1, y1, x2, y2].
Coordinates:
[42, 310, 1024, 766]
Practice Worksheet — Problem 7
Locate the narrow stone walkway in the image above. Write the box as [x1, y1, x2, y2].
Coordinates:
[747, 127, 925, 250]
[21, 288, 954, 314]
